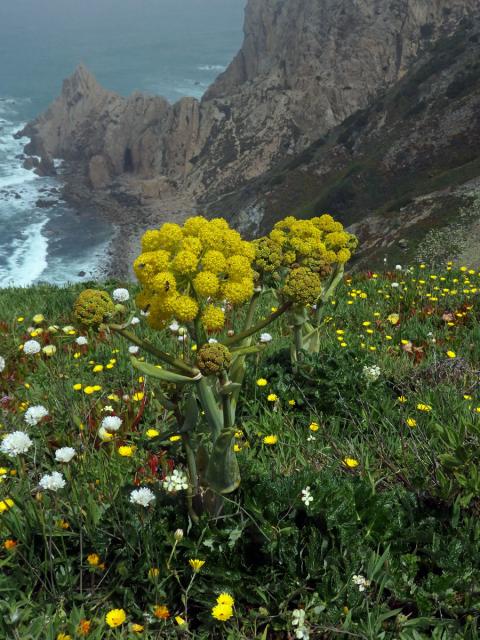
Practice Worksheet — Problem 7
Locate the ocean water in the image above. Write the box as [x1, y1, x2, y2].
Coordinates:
[0, 0, 245, 287]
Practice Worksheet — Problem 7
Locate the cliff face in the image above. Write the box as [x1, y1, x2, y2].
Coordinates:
[21, 0, 477, 202]
[209, 15, 480, 267]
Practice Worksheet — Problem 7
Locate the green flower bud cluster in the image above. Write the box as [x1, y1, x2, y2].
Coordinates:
[196, 343, 232, 376]
[74, 289, 115, 328]
[282, 267, 322, 305]
[253, 237, 283, 273]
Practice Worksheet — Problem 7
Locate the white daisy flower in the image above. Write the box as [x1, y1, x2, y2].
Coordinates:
[54, 447, 76, 463]
[169, 320, 180, 332]
[76, 336, 88, 346]
[0, 431, 33, 456]
[24, 405, 49, 426]
[23, 340, 41, 355]
[112, 288, 130, 302]
[260, 332, 273, 343]
[39, 471, 66, 492]
[130, 487, 156, 507]
[130, 317, 140, 325]
[129, 346, 140, 354]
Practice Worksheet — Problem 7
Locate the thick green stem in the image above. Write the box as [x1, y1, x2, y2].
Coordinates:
[183, 434, 200, 524]
[194, 317, 207, 348]
[197, 378, 223, 441]
[293, 324, 304, 363]
[109, 324, 196, 376]
[222, 301, 293, 347]
[243, 289, 261, 332]
[220, 372, 234, 430]
[228, 289, 262, 415]
[314, 265, 344, 325]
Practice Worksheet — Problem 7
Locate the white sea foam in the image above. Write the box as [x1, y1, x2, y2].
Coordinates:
[197, 64, 226, 72]
[44, 236, 112, 285]
[0, 218, 49, 287]
[0, 119, 39, 189]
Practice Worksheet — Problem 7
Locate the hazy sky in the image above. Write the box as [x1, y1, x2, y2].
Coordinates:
[0, 0, 246, 37]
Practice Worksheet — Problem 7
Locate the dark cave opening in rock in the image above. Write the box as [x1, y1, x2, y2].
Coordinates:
[123, 148, 134, 172]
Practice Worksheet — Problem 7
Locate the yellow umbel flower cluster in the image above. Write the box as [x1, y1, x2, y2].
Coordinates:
[134, 217, 256, 332]
[254, 214, 357, 277]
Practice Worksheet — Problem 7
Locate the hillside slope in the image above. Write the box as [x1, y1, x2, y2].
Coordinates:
[209, 16, 480, 267]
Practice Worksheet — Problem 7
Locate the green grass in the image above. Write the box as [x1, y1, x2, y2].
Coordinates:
[1, 263, 480, 638]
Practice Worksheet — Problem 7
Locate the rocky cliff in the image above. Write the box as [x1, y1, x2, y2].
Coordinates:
[21, 0, 477, 204]
[210, 14, 480, 268]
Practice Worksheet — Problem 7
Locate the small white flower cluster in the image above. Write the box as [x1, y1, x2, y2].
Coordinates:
[112, 288, 130, 302]
[55, 447, 76, 463]
[391, 282, 400, 289]
[130, 487, 156, 507]
[76, 336, 88, 346]
[99, 415, 122, 440]
[101, 416, 122, 432]
[23, 339, 41, 355]
[292, 609, 309, 639]
[0, 356, 5, 372]
[163, 469, 189, 492]
[24, 405, 49, 426]
[39, 471, 66, 492]
[260, 332, 272, 343]
[362, 365, 381, 383]
[0, 431, 33, 456]
[301, 486, 313, 507]
[130, 316, 140, 325]
[128, 346, 139, 354]
[352, 574, 371, 592]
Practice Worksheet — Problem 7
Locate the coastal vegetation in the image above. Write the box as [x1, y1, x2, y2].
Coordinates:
[1, 216, 480, 638]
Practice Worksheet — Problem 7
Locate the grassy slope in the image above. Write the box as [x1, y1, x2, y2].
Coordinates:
[1, 265, 480, 638]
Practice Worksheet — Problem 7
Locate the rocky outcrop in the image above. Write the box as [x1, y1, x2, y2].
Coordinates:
[21, 0, 478, 203]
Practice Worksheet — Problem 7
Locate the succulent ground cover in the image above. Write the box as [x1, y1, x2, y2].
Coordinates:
[1, 258, 480, 639]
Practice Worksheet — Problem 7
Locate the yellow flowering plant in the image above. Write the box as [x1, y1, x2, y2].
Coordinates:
[72, 214, 356, 520]
[254, 214, 357, 363]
